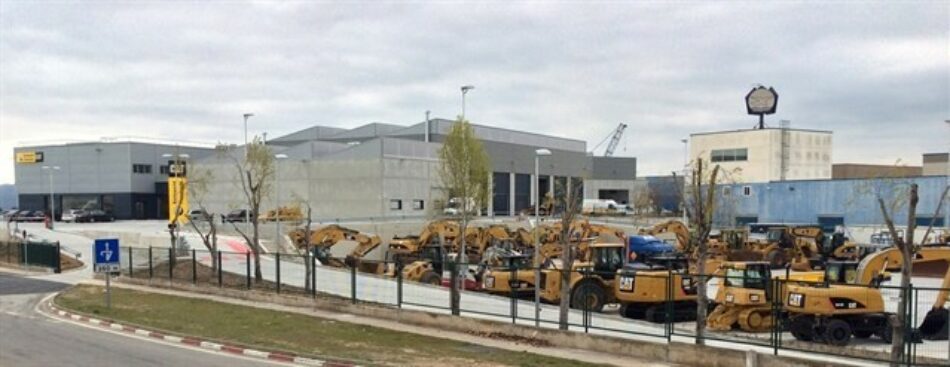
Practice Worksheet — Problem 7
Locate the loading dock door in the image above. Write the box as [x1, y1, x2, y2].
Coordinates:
[817, 216, 844, 233]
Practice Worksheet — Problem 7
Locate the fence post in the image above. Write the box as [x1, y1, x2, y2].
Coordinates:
[217, 251, 223, 287]
[168, 247, 174, 283]
[772, 278, 780, 356]
[510, 267, 517, 324]
[191, 249, 197, 285]
[276, 252, 281, 294]
[583, 267, 589, 333]
[54, 241, 61, 274]
[148, 247, 153, 279]
[666, 269, 674, 341]
[311, 254, 317, 298]
[396, 261, 403, 308]
[245, 252, 251, 289]
[450, 261, 459, 315]
[350, 264, 357, 304]
[128, 246, 133, 278]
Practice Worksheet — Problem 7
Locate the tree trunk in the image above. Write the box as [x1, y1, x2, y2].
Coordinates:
[252, 206, 263, 282]
[884, 184, 918, 366]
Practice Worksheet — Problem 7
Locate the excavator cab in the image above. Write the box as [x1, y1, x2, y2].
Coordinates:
[823, 261, 859, 285]
[590, 244, 624, 278]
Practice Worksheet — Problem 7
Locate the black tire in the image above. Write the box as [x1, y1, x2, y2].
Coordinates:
[789, 315, 816, 341]
[853, 330, 874, 339]
[620, 303, 645, 319]
[644, 305, 666, 323]
[878, 322, 893, 344]
[419, 271, 442, 285]
[571, 281, 607, 312]
[823, 319, 852, 346]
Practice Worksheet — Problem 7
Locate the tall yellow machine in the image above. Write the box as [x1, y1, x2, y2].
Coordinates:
[784, 246, 950, 345]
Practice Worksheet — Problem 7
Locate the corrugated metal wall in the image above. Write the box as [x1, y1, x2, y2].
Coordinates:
[714, 176, 948, 227]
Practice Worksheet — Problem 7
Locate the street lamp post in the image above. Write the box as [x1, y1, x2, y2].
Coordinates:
[41, 166, 60, 229]
[274, 154, 288, 249]
[460, 85, 474, 119]
[534, 148, 552, 326]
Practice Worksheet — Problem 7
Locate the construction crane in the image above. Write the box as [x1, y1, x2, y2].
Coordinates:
[591, 123, 628, 157]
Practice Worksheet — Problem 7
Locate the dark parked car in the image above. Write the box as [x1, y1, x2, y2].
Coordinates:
[12, 210, 45, 222]
[225, 209, 253, 223]
[75, 210, 115, 223]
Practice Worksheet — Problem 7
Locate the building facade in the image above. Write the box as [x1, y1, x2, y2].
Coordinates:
[712, 176, 948, 230]
[689, 127, 833, 183]
[832, 164, 922, 179]
[193, 118, 637, 220]
[923, 153, 949, 176]
[14, 141, 213, 219]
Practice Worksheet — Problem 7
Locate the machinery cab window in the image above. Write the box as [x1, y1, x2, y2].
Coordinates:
[591, 245, 624, 275]
[824, 261, 859, 285]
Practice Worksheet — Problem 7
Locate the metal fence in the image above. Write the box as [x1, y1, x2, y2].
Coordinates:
[0, 240, 62, 273]
[120, 247, 949, 367]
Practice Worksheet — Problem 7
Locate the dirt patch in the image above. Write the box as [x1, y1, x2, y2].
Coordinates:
[465, 330, 553, 348]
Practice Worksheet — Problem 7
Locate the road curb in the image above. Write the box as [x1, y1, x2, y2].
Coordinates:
[46, 302, 358, 367]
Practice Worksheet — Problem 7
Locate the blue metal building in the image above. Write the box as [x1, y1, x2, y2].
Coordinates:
[713, 176, 949, 230]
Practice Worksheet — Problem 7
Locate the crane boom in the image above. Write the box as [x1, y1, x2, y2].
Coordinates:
[604, 123, 627, 157]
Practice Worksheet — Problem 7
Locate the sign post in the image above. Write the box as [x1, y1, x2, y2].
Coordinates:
[745, 85, 778, 129]
[94, 238, 121, 308]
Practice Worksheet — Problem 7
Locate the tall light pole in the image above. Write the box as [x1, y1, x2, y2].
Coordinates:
[681, 138, 688, 223]
[243, 113, 254, 151]
[274, 153, 288, 249]
[460, 85, 474, 119]
[534, 148, 552, 326]
[41, 165, 60, 229]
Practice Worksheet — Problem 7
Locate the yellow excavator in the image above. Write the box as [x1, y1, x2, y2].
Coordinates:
[261, 205, 304, 222]
[389, 219, 459, 256]
[288, 225, 383, 268]
[785, 246, 950, 345]
[919, 265, 950, 340]
[639, 219, 690, 253]
[706, 261, 825, 332]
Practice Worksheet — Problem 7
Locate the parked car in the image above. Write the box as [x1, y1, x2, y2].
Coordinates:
[75, 210, 115, 223]
[189, 209, 211, 221]
[1, 209, 18, 221]
[225, 209, 253, 222]
[61, 209, 85, 222]
[13, 210, 46, 222]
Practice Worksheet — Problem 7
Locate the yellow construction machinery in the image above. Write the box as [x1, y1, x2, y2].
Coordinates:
[746, 225, 824, 271]
[260, 205, 304, 222]
[287, 225, 383, 270]
[614, 256, 699, 322]
[919, 265, 950, 340]
[389, 219, 459, 256]
[536, 242, 626, 312]
[706, 261, 824, 332]
[785, 246, 950, 345]
[639, 219, 690, 253]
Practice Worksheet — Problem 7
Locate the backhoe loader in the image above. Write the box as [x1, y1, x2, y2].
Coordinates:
[389, 219, 459, 255]
[537, 242, 626, 312]
[288, 224, 383, 270]
[784, 246, 950, 345]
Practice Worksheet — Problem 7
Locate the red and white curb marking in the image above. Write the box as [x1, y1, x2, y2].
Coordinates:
[48, 303, 357, 367]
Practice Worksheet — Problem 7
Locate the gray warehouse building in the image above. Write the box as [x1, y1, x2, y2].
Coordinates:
[13, 141, 213, 219]
[193, 118, 638, 220]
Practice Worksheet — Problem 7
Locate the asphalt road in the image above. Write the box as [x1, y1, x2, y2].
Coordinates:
[0, 273, 279, 367]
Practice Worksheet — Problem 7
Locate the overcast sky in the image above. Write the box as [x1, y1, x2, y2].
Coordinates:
[1, 1, 948, 185]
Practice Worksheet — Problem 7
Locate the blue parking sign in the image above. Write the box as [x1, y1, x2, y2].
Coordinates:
[94, 238, 120, 273]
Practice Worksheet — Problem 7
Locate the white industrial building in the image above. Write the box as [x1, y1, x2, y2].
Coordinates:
[688, 126, 833, 183]
[193, 118, 638, 220]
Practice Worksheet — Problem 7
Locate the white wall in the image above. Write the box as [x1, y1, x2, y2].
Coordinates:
[689, 129, 832, 183]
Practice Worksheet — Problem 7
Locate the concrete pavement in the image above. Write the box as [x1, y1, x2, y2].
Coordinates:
[0, 273, 282, 367]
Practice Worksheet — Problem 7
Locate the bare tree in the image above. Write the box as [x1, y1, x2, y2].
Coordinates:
[557, 180, 585, 330]
[223, 137, 275, 282]
[877, 183, 949, 366]
[684, 159, 720, 345]
[185, 167, 219, 271]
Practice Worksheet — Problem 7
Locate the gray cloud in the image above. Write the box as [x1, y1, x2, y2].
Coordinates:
[1, 1, 947, 183]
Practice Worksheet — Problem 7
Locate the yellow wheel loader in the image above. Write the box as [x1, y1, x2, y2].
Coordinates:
[706, 261, 824, 332]
[614, 256, 699, 322]
[537, 242, 626, 312]
[785, 246, 950, 346]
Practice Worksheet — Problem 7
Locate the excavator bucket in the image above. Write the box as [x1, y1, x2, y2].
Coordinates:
[919, 308, 949, 340]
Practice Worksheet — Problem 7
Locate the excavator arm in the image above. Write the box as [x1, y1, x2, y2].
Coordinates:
[639, 220, 690, 253]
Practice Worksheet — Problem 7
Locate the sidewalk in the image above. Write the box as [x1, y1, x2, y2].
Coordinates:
[79, 279, 669, 367]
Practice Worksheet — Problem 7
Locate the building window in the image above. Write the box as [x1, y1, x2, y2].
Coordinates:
[159, 165, 169, 175]
[742, 186, 752, 196]
[722, 187, 732, 196]
[389, 199, 402, 210]
[916, 216, 945, 227]
[711, 148, 748, 162]
[133, 164, 152, 174]
[412, 200, 424, 210]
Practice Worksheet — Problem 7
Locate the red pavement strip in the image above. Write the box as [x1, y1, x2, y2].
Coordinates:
[48, 303, 358, 367]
